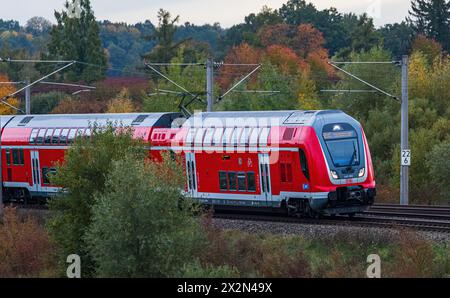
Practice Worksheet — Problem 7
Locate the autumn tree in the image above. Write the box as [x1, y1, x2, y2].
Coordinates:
[107, 88, 135, 113]
[411, 35, 444, 64]
[0, 74, 20, 115]
[218, 43, 261, 90]
[263, 45, 308, 76]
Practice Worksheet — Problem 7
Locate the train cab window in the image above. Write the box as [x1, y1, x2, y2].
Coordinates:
[12, 149, 24, 166]
[42, 167, 57, 185]
[52, 129, 62, 145]
[36, 129, 46, 145]
[228, 172, 237, 191]
[212, 128, 223, 146]
[219, 171, 228, 191]
[299, 149, 310, 180]
[45, 129, 54, 144]
[237, 173, 246, 192]
[60, 129, 69, 145]
[259, 128, 270, 147]
[247, 172, 256, 192]
[68, 129, 77, 144]
[30, 129, 39, 144]
[6, 149, 11, 166]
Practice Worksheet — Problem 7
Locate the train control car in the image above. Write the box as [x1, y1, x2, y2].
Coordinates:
[1, 110, 376, 217]
[0, 113, 181, 202]
[151, 110, 376, 216]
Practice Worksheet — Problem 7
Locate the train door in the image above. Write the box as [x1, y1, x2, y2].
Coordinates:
[185, 152, 198, 198]
[30, 150, 42, 194]
[258, 153, 272, 203]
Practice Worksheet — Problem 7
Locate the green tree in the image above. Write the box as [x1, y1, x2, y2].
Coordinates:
[46, 0, 107, 82]
[428, 143, 450, 203]
[144, 9, 189, 63]
[47, 125, 145, 277]
[85, 154, 203, 277]
[408, 0, 450, 51]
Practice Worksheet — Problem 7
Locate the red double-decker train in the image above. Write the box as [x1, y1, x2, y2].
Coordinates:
[1, 110, 376, 216]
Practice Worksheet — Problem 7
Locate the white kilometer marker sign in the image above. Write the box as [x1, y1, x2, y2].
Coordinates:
[401, 150, 411, 167]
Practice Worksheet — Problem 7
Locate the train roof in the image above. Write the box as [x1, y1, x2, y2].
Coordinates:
[182, 110, 350, 127]
[3, 113, 182, 129]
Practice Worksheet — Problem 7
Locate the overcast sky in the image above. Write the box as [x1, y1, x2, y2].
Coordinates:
[0, 0, 411, 28]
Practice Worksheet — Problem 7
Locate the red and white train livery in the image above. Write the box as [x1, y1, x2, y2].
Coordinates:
[1, 110, 376, 216]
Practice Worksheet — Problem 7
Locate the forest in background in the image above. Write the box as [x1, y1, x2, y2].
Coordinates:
[0, 0, 449, 205]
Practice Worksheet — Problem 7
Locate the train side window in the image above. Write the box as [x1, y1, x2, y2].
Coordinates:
[228, 172, 237, 191]
[219, 171, 228, 191]
[52, 129, 62, 145]
[12, 149, 24, 166]
[249, 128, 261, 146]
[237, 173, 246, 192]
[247, 172, 256, 192]
[239, 127, 251, 146]
[6, 149, 11, 166]
[212, 128, 223, 146]
[30, 129, 39, 144]
[280, 163, 287, 182]
[286, 164, 293, 182]
[42, 167, 57, 185]
[194, 128, 205, 146]
[60, 129, 69, 145]
[299, 149, 310, 181]
[68, 129, 77, 144]
[85, 128, 92, 141]
[185, 128, 196, 146]
[36, 129, 46, 145]
[45, 129, 54, 144]
[222, 128, 234, 146]
[259, 128, 270, 147]
[203, 128, 215, 146]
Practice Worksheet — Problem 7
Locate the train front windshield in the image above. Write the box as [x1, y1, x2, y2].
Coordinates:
[325, 138, 359, 167]
[323, 124, 360, 168]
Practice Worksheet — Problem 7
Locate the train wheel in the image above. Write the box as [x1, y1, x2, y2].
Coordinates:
[348, 213, 356, 219]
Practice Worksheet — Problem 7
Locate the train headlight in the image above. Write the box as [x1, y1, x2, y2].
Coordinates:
[358, 168, 365, 177]
[330, 170, 339, 179]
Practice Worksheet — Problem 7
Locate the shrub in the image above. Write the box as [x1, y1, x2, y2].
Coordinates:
[85, 154, 204, 277]
[181, 261, 239, 278]
[0, 207, 55, 277]
[47, 124, 146, 277]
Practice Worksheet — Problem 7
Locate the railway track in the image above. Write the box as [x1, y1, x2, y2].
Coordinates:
[9, 202, 450, 233]
[366, 204, 450, 220]
[214, 203, 450, 233]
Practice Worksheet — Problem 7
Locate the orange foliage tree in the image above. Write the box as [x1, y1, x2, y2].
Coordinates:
[263, 45, 309, 76]
[0, 74, 21, 115]
[217, 43, 261, 90]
